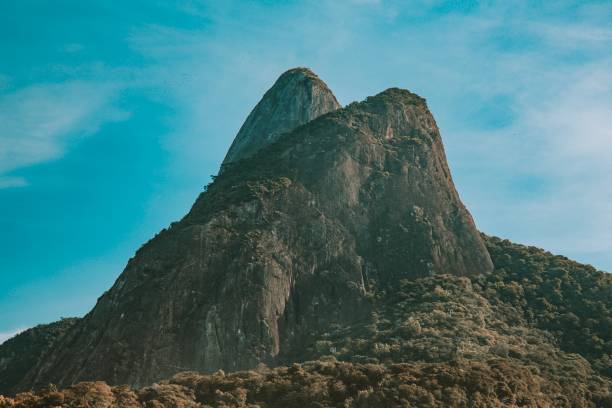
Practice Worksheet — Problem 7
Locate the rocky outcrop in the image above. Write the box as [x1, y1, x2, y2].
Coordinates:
[18, 69, 493, 390]
[222, 67, 341, 165]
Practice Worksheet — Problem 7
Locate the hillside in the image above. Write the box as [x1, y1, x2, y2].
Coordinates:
[0, 237, 612, 407]
[1, 237, 610, 406]
[0, 319, 79, 396]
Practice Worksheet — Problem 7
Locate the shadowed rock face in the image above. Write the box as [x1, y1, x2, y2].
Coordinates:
[222, 67, 341, 166]
[19, 70, 492, 390]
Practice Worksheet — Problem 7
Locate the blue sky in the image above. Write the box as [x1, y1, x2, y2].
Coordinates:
[1, 0, 611, 341]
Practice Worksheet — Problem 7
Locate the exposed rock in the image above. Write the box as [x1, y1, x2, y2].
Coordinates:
[18, 71, 493, 391]
[222, 67, 341, 166]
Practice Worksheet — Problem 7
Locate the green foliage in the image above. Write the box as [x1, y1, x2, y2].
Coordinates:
[478, 235, 612, 376]
[0, 318, 79, 396]
[6, 359, 610, 408]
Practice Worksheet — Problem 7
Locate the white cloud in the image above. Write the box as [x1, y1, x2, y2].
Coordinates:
[445, 54, 612, 268]
[0, 81, 128, 187]
[0, 327, 27, 345]
[532, 21, 612, 48]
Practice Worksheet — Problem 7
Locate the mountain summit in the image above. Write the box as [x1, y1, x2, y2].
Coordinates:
[222, 67, 341, 165]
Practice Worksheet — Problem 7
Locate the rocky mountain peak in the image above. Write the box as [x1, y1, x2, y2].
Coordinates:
[222, 67, 341, 166]
[12, 70, 492, 391]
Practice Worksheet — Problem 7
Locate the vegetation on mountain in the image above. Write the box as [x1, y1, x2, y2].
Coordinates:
[1, 237, 610, 407]
[479, 235, 612, 377]
[1, 358, 609, 408]
[0, 319, 79, 396]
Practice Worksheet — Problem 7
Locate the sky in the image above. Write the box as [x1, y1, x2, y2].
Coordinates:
[1, 0, 611, 343]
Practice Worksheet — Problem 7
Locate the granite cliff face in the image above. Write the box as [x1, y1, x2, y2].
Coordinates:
[222, 67, 341, 165]
[16, 68, 493, 390]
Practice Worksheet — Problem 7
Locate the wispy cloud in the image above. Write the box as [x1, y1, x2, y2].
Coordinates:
[480, 61, 612, 260]
[0, 81, 128, 188]
[419, 12, 612, 268]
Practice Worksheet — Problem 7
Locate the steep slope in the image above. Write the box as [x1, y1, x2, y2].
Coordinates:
[222, 67, 341, 165]
[19, 78, 492, 390]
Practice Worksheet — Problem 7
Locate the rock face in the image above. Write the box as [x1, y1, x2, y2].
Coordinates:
[19, 68, 493, 390]
[222, 67, 341, 165]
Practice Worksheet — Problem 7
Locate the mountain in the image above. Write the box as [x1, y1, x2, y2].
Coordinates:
[222, 67, 341, 165]
[0, 68, 610, 407]
[10, 68, 491, 390]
